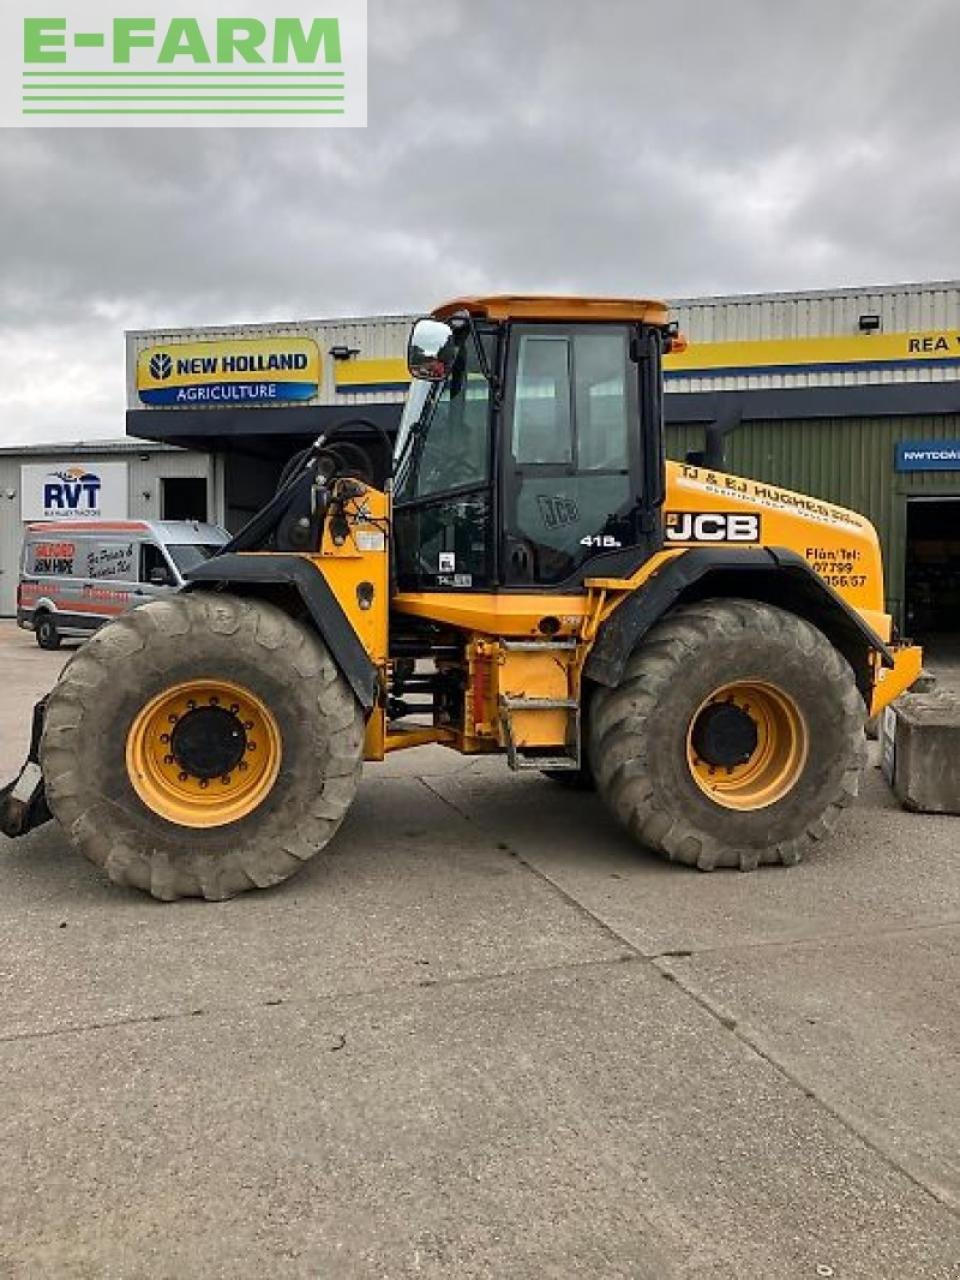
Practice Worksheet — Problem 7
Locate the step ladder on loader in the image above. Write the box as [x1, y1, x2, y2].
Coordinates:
[497, 638, 581, 773]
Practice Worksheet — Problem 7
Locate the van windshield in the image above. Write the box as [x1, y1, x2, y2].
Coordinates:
[166, 544, 222, 574]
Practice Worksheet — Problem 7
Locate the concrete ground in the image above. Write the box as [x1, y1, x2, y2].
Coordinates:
[0, 621, 958, 1278]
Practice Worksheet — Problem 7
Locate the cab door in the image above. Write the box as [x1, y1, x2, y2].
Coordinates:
[501, 323, 660, 586]
[393, 331, 496, 592]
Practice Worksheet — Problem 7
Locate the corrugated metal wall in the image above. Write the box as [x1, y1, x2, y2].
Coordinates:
[0, 459, 25, 619]
[127, 448, 215, 520]
[667, 415, 960, 621]
[127, 283, 960, 407]
[669, 282, 960, 393]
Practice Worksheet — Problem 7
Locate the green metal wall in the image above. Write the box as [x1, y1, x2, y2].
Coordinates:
[666, 414, 960, 624]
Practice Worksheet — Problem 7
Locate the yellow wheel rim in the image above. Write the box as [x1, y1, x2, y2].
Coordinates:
[125, 679, 282, 829]
[686, 680, 808, 812]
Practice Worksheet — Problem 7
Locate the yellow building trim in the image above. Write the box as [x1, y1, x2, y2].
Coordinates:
[334, 331, 960, 394]
[334, 357, 409, 392]
[664, 329, 960, 376]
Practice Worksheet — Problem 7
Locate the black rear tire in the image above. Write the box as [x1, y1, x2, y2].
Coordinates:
[35, 613, 61, 651]
[40, 593, 364, 901]
[590, 599, 866, 870]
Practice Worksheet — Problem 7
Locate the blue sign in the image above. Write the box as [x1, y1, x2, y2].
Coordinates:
[895, 441, 960, 472]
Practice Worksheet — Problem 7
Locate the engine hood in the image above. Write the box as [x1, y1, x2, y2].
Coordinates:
[663, 460, 886, 616]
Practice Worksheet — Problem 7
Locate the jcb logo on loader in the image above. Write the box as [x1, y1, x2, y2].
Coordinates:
[665, 511, 761, 543]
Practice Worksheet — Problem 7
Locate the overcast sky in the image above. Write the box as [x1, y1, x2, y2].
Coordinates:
[1, 0, 958, 445]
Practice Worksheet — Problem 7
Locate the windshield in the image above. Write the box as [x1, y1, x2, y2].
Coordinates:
[394, 334, 493, 503]
[166, 543, 223, 574]
[393, 378, 435, 481]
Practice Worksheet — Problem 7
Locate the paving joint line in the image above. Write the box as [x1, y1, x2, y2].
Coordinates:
[655, 956, 959, 1218]
[648, 915, 960, 960]
[417, 777, 638, 955]
[0, 951, 639, 1049]
[418, 775, 958, 1217]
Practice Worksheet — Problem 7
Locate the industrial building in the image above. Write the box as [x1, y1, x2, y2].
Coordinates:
[1, 280, 957, 634]
[665, 282, 960, 636]
[0, 440, 220, 617]
[124, 280, 960, 635]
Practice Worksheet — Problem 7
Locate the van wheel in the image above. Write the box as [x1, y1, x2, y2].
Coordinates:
[39, 593, 364, 901]
[35, 613, 62, 651]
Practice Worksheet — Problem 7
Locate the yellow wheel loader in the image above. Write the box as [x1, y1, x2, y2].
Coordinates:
[0, 296, 922, 900]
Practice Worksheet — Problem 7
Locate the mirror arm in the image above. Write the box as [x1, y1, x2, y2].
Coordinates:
[449, 310, 498, 395]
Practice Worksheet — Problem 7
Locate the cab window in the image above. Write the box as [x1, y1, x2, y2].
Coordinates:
[396, 336, 493, 502]
[504, 325, 637, 585]
[140, 542, 174, 585]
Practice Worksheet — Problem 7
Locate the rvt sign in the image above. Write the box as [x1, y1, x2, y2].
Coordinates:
[21, 461, 128, 522]
[43, 467, 102, 513]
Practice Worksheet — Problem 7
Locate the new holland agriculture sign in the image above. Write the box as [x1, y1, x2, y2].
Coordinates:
[0, 2, 366, 128]
[137, 337, 321, 406]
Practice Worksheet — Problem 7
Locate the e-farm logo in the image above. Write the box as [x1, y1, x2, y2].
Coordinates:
[0, 1, 366, 128]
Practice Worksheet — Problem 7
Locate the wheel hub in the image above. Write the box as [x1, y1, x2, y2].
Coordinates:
[690, 702, 758, 768]
[125, 679, 281, 829]
[686, 680, 808, 812]
[170, 706, 247, 780]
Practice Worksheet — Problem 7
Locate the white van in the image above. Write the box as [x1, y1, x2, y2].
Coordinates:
[18, 519, 229, 649]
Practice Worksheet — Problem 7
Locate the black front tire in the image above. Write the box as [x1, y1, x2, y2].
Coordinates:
[590, 599, 866, 871]
[40, 593, 364, 901]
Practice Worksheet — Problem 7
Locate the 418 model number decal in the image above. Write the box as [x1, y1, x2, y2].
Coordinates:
[665, 512, 761, 543]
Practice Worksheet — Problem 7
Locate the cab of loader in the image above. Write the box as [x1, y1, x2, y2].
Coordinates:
[392, 296, 672, 592]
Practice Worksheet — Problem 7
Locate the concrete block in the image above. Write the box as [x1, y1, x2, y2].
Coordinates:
[881, 692, 960, 814]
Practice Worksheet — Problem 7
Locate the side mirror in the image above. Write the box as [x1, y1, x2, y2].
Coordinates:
[407, 317, 458, 382]
[150, 567, 172, 586]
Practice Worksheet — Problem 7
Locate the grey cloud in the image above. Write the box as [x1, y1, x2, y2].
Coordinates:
[1, 0, 958, 443]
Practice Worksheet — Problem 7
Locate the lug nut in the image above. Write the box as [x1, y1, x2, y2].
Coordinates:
[163, 754, 174, 765]
[200, 779, 209, 789]
[178, 771, 189, 782]
[187, 699, 196, 710]
[221, 775, 232, 785]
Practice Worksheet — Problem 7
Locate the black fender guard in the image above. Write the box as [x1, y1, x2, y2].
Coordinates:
[185, 553, 378, 711]
[584, 547, 894, 701]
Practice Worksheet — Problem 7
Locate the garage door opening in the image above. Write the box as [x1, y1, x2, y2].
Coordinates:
[905, 497, 960, 640]
[161, 476, 208, 522]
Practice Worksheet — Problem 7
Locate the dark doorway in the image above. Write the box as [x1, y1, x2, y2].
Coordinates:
[905, 498, 960, 638]
[161, 476, 208, 522]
